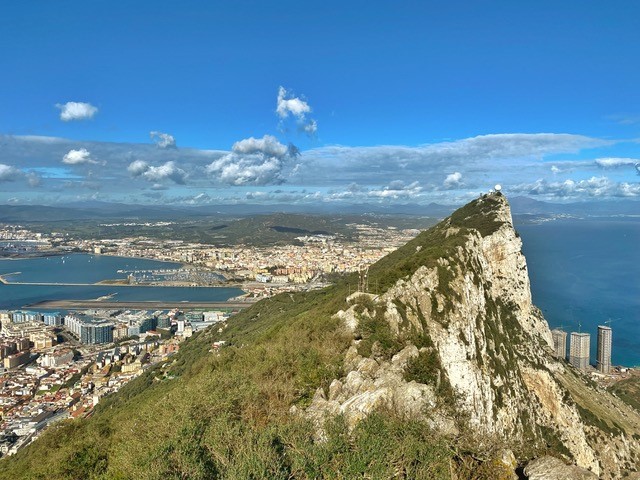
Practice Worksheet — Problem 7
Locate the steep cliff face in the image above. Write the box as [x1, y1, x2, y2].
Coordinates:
[307, 192, 640, 478]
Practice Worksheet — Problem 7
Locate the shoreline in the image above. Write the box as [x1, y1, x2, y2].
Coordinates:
[0, 251, 237, 287]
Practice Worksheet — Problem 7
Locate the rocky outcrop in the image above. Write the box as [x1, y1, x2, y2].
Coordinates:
[305, 192, 640, 478]
[524, 456, 598, 480]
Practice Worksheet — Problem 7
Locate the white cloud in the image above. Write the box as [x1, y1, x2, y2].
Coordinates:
[512, 176, 640, 198]
[303, 119, 318, 136]
[143, 161, 187, 184]
[550, 165, 560, 174]
[368, 181, 423, 199]
[0, 164, 22, 182]
[206, 135, 293, 186]
[232, 135, 288, 157]
[276, 87, 319, 136]
[208, 156, 284, 186]
[56, 102, 98, 121]
[62, 148, 97, 165]
[276, 86, 311, 119]
[127, 160, 149, 176]
[150, 131, 177, 149]
[594, 157, 638, 168]
[128, 160, 186, 184]
[444, 172, 462, 188]
[3, 132, 636, 204]
[325, 180, 424, 202]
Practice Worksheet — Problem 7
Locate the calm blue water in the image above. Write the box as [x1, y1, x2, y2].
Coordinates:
[517, 217, 640, 367]
[0, 253, 183, 284]
[0, 254, 243, 310]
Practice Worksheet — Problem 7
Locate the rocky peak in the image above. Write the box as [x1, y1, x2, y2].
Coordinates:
[306, 192, 640, 478]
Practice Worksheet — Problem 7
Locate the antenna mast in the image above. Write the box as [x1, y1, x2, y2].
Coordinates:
[358, 264, 369, 293]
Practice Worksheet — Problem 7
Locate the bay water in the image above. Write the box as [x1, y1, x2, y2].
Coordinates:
[517, 217, 640, 367]
[0, 254, 243, 310]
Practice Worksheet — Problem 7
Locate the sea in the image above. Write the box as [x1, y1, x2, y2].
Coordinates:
[0, 254, 243, 311]
[516, 216, 640, 368]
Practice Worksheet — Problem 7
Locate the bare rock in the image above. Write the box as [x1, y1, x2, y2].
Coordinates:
[524, 456, 598, 480]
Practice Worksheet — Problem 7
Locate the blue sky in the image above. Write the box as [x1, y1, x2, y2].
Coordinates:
[1, 1, 640, 206]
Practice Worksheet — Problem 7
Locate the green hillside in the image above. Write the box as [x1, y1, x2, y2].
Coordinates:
[0, 193, 552, 479]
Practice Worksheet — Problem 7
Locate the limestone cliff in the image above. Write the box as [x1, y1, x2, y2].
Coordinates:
[306, 192, 640, 478]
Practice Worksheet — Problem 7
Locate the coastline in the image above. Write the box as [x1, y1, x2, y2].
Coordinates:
[0, 251, 237, 287]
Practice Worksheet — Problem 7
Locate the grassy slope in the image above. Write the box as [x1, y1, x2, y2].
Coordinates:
[0, 194, 538, 479]
[0, 283, 464, 479]
[609, 376, 640, 414]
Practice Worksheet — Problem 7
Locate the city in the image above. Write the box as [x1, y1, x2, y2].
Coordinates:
[0, 219, 423, 456]
[0, 306, 230, 456]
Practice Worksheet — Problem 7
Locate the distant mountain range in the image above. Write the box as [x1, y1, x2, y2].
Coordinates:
[0, 196, 638, 223]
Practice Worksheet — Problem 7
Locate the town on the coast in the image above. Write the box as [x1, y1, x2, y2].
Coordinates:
[0, 306, 230, 456]
[0, 221, 420, 456]
[1, 221, 638, 459]
[0, 222, 418, 297]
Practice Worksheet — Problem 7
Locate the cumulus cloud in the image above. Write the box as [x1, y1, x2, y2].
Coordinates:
[2, 132, 637, 204]
[144, 161, 187, 184]
[127, 160, 149, 176]
[443, 172, 463, 188]
[232, 135, 288, 157]
[206, 135, 295, 186]
[0, 164, 22, 182]
[127, 160, 187, 184]
[62, 148, 97, 165]
[277, 86, 318, 137]
[56, 102, 98, 121]
[150, 131, 177, 149]
[276, 86, 311, 119]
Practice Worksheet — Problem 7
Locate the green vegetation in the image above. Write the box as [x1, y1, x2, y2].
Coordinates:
[608, 376, 640, 413]
[538, 425, 573, 459]
[354, 302, 402, 359]
[0, 194, 541, 478]
[575, 404, 623, 436]
[21, 212, 438, 247]
[449, 192, 506, 236]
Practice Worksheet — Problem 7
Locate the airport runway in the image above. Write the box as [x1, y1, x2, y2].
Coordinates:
[25, 299, 258, 310]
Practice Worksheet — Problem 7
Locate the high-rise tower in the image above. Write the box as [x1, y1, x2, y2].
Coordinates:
[569, 332, 590, 371]
[597, 325, 612, 373]
[551, 329, 567, 360]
